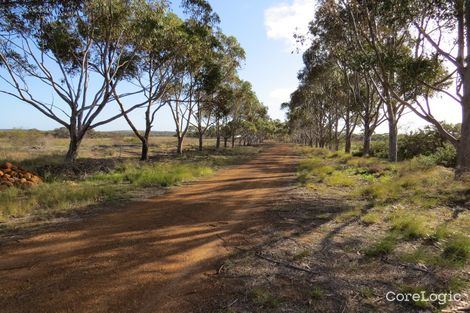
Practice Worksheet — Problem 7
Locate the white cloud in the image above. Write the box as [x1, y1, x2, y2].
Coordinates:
[269, 87, 294, 103]
[265, 87, 296, 120]
[264, 0, 316, 51]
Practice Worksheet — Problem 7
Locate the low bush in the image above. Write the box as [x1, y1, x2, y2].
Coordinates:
[365, 125, 459, 166]
[369, 140, 389, 159]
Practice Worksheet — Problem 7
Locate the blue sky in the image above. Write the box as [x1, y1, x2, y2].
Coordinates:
[0, 0, 462, 132]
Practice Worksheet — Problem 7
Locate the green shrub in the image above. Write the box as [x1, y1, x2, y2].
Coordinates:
[297, 157, 336, 183]
[127, 164, 213, 187]
[410, 144, 457, 168]
[397, 285, 434, 309]
[398, 127, 444, 160]
[447, 277, 470, 292]
[298, 158, 324, 171]
[432, 224, 454, 241]
[369, 140, 388, 159]
[367, 125, 459, 164]
[431, 144, 457, 167]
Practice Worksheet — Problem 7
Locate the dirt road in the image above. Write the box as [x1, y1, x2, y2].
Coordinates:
[0, 144, 299, 313]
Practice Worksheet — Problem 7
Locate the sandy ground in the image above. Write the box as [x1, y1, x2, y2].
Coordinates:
[0, 144, 299, 313]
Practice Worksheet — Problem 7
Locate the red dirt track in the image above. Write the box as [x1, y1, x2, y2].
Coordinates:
[0, 144, 299, 313]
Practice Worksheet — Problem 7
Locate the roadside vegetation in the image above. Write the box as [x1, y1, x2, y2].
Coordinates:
[299, 147, 469, 266]
[212, 145, 469, 313]
[297, 147, 469, 310]
[0, 133, 262, 228]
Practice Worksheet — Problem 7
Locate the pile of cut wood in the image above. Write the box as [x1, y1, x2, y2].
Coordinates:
[0, 162, 42, 190]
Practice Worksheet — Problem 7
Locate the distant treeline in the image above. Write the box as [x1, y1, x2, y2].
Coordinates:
[0, 129, 176, 139]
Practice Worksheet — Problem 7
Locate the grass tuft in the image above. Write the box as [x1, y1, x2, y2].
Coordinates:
[390, 214, 429, 240]
[364, 234, 398, 257]
[251, 288, 280, 308]
[360, 211, 382, 225]
[324, 171, 356, 187]
[442, 234, 470, 265]
[309, 287, 324, 301]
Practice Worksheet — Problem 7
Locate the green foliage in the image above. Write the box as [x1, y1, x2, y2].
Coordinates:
[369, 140, 389, 159]
[360, 165, 456, 208]
[297, 158, 335, 184]
[399, 246, 438, 266]
[127, 164, 212, 187]
[0, 129, 46, 146]
[428, 144, 457, 167]
[334, 207, 362, 222]
[309, 287, 324, 301]
[368, 126, 458, 167]
[399, 234, 470, 268]
[358, 287, 375, 300]
[398, 127, 445, 160]
[431, 224, 452, 242]
[447, 277, 470, 293]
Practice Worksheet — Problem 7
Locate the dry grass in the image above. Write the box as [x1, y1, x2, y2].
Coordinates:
[299, 148, 470, 267]
[0, 135, 218, 163]
[0, 132, 260, 228]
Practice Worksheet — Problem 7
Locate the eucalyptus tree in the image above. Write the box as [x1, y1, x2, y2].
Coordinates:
[192, 56, 223, 152]
[298, 2, 382, 153]
[354, 71, 386, 156]
[212, 83, 234, 148]
[238, 106, 270, 146]
[166, 18, 213, 154]
[192, 33, 246, 150]
[115, 7, 184, 161]
[191, 33, 245, 151]
[377, 0, 470, 175]
[340, 0, 449, 161]
[285, 75, 333, 148]
[226, 80, 261, 148]
[0, 0, 148, 163]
